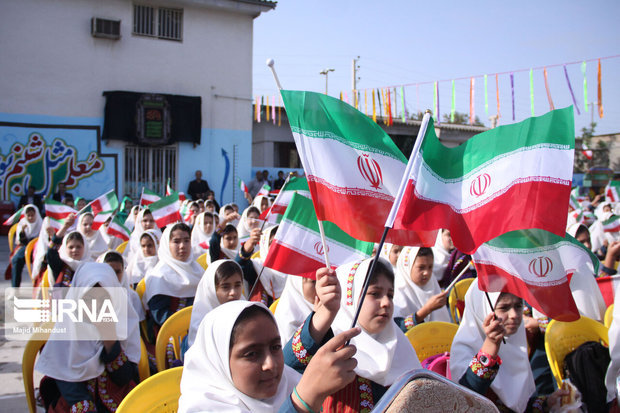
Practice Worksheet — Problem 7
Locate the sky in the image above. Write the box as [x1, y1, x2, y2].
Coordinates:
[253, 0, 620, 136]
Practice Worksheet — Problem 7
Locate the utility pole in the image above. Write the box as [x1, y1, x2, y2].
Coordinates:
[352, 56, 360, 107]
[319, 68, 335, 95]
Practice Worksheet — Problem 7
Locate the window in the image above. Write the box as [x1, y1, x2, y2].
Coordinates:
[133, 4, 182, 41]
[124, 145, 177, 199]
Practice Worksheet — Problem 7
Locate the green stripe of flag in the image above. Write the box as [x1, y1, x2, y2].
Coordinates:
[281, 90, 406, 162]
[419, 107, 575, 179]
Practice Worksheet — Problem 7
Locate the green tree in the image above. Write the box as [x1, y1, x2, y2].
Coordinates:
[442, 111, 485, 127]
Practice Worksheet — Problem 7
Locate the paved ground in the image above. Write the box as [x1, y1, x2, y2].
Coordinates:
[0, 235, 44, 412]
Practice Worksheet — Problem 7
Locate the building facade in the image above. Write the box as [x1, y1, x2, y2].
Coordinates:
[0, 0, 275, 210]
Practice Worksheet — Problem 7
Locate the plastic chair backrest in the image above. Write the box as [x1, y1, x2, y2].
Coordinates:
[116, 366, 183, 413]
[448, 278, 474, 323]
[544, 316, 609, 388]
[41, 269, 50, 301]
[269, 298, 279, 314]
[405, 321, 458, 362]
[156, 306, 193, 372]
[251, 251, 260, 259]
[196, 253, 208, 270]
[8, 223, 18, 253]
[116, 240, 128, 253]
[22, 325, 52, 413]
[136, 278, 146, 300]
[138, 338, 150, 382]
[25, 237, 38, 279]
[605, 304, 614, 329]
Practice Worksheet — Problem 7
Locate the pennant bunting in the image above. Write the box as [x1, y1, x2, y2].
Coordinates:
[529, 69, 535, 116]
[563, 65, 580, 115]
[484, 74, 489, 116]
[510, 73, 515, 121]
[543, 67, 555, 111]
[469, 78, 475, 125]
[496, 73, 501, 118]
[451, 79, 456, 123]
[598, 59, 603, 118]
[582, 61, 588, 112]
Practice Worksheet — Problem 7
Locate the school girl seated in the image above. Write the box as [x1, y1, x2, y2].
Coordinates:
[47, 214, 91, 287]
[449, 278, 566, 412]
[77, 213, 109, 260]
[36, 262, 141, 413]
[284, 258, 420, 412]
[125, 229, 160, 286]
[144, 223, 203, 332]
[393, 246, 451, 330]
[178, 300, 361, 413]
[10, 203, 42, 287]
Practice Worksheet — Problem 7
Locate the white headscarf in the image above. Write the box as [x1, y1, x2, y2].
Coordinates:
[124, 205, 140, 232]
[219, 204, 239, 228]
[393, 247, 451, 322]
[144, 226, 204, 302]
[16, 204, 42, 244]
[126, 209, 162, 260]
[449, 278, 535, 413]
[332, 258, 421, 386]
[58, 230, 92, 271]
[178, 301, 301, 413]
[236, 206, 261, 244]
[97, 251, 146, 321]
[191, 212, 214, 258]
[78, 213, 109, 260]
[606, 281, 620, 402]
[35, 262, 141, 382]
[431, 230, 452, 282]
[252, 195, 271, 213]
[251, 225, 287, 299]
[187, 259, 246, 347]
[126, 229, 160, 285]
[274, 275, 315, 345]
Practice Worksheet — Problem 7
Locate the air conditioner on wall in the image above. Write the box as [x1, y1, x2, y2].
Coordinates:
[91, 17, 121, 40]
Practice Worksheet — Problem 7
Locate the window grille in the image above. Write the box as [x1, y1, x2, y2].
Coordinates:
[133, 4, 182, 41]
[158, 8, 183, 41]
[124, 145, 177, 199]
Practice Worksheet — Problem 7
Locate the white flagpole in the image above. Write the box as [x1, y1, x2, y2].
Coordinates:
[267, 58, 331, 268]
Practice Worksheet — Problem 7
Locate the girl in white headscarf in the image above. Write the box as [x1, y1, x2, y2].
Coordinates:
[125, 208, 161, 261]
[250, 225, 288, 301]
[393, 247, 451, 325]
[236, 206, 262, 245]
[123, 205, 140, 232]
[10, 204, 42, 287]
[125, 229, 160, 286]
[186, 259, 245, 347]
[252, 194, 271, 214]
[450, 278, 565, 412]
[378, 242, 403, 272]
[46, 214, 91, 287]
[99, 216, 122, 251]
[190, 211, 215, 259]
[180, 300, 360, 413]
[98, 250, 146, 321]
[144, 223, 203, 330]
[208, 209, 241, 264]
[283, 259, 421, 412]
[77, 212, 109, 260]
[36, 262, 141, 412]
[431, 229, 454, 282]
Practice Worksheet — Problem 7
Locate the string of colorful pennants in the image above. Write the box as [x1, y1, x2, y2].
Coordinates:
[254, 55, 616, 127]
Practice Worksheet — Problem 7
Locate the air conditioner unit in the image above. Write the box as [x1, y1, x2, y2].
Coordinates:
[91, 17, 121, 40]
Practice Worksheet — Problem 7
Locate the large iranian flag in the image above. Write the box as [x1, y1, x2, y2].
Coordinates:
[606, 180, 620, 203]
[472, 229, 595, 322]
[45, 199, 77, 221]
[148, 193, 181, 227]
[263, 193, 374, 278]
[281, 90, 436, 246]
[89, 190, 119, 215]
[389, 108, 575, 254]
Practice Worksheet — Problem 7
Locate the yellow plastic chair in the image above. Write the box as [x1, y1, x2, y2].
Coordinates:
[8, 223, 18, 253]
[405, 321, 459, 363]
[156, 306, 193, 372]
[605, 304, 614, 329]
[251, 251, 261, 259]
[448, 278, 474, 324]
[545, 316, 609, 388]
[24, 237, 38, 279]
[22, 324, 53, 413]
[41, 269, 50, 301]
[269, 298, 280, 314]
[196, 253, 208, 270]
[116, 366, 183, 413]
[116, 240, 128, 253]
[138, 338, 151, 382]
[134, 278, 150, 340]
